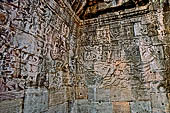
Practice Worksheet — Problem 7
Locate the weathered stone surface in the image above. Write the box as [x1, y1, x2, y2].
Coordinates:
[112, 102, 131, 113]
[49, 89, 66, 106]
[76, 86, 88, 99]
[48, 102, 68, 113]
[23, 87, 48, 113]
[96, 88, 111, 102]
[0, 90, 24, 101]
[95, 102, 113, 113]
[88, 87, 96, 101]
[1, 0, 170, 113]
[75, 100, 89, 113]
[75, 100, 113, 113]
[0, 99, 23, 113]
[110, 87, 133, 102]
[130, 101, 152, 113]
[151, 93, 169, 113]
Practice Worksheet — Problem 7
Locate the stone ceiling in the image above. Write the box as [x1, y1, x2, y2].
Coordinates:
[68, 0, 149, 19]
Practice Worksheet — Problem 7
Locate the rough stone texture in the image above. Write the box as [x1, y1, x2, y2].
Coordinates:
[0, 99, 23, 113]
[48, 102, 68, 113]
[74, 100, 113, 113]
[23, 87, 48, 113]
[112, 102, 131, 113]
[76, 2, 170, 113]
[130, 101, 152, 113]
[0, 0, 79, 112]
[151, 93, 169, 113]
[0, 0, 170, 113]
[49, 88, 67, 106]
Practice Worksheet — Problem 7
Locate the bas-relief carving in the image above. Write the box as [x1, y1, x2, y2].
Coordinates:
[96, 26, 111, 44]
[79, 24, 141, 89]
[94, 60, 131, 88]
[139, 37, 165, 84]
[50, 30, 68, 61]
[78, 7, 170, 112]
[0, 0, 77, 105]
[84, 45, 102, 61]
[0, 0, 170, 113]
[164, 12, 170, 34]
[75, 74, 88, 99]
[110, 26, 121, 40]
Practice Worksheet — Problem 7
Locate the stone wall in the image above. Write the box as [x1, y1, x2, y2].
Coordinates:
[0, 0, 80, 113]
[76, 3, 170, 113]
[0, 0, 170, 113]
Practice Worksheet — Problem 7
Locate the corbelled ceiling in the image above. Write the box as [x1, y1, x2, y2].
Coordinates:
[68, 0, 149, 19]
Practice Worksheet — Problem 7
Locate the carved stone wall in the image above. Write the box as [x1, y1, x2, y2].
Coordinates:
[0, 0, 80, 113]
[0, 0, 170, 113]
[76, 3, 170, 113]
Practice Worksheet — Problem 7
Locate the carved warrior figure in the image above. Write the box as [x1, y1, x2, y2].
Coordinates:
[94, 60, 130, 88]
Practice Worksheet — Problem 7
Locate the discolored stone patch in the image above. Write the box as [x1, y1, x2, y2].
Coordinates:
[112, 102, 131, 113]
[0, 13, 7, 25]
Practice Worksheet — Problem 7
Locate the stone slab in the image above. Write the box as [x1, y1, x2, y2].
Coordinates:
[49, 89, 66, 106]
[23, 87, 48, 113]
[0, 99, 23, 113]
[76, 100, 89, 113]
[112, 102, 130, 113]
[130, 101, 152, 113]
[96, 88, 111, 102]
[48, 102, 68, 113]
[151, 93, 169, 113]
[95, 102, 113, 113]
[88, 87, 96, 101]
[75, 100, 113, 113]
[110, 87, 133, 101]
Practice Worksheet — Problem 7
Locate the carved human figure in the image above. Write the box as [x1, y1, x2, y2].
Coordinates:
[94, 60, 130, 88]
